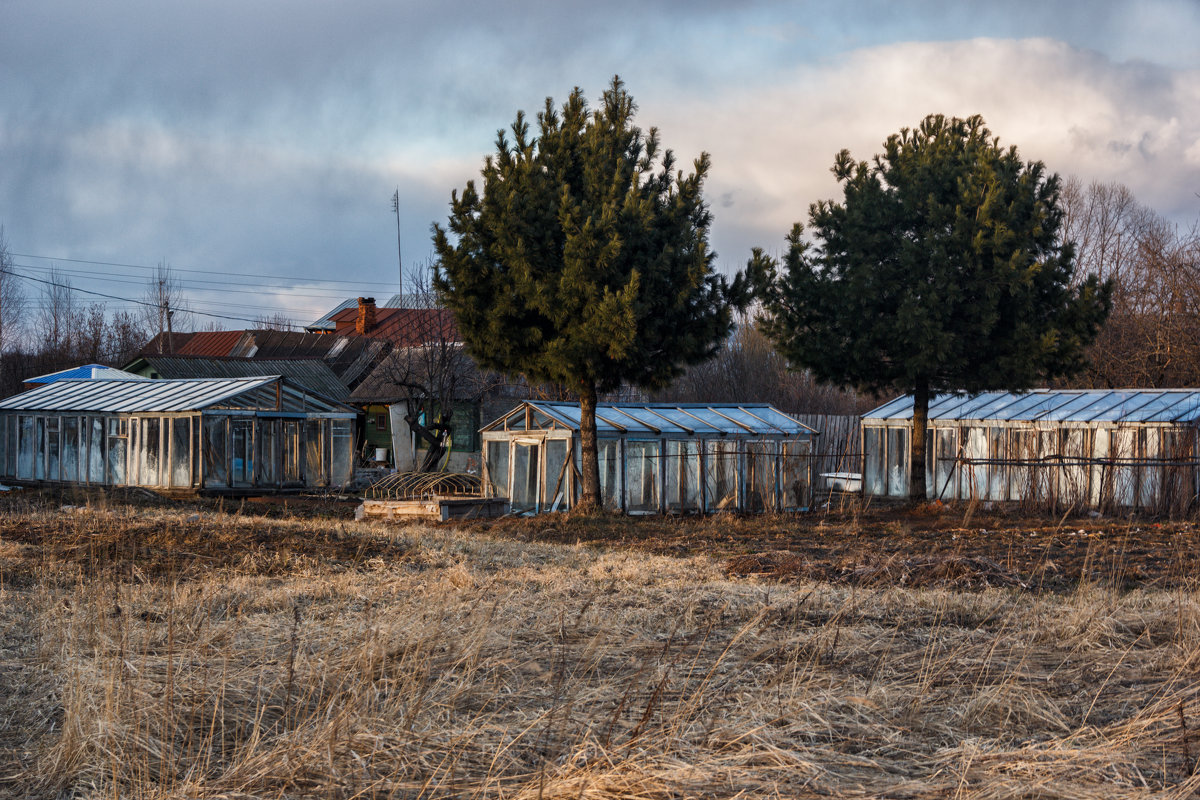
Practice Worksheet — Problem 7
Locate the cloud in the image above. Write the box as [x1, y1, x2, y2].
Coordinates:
[646, 37, 1200, 265]
[1, 3, 1198, 322]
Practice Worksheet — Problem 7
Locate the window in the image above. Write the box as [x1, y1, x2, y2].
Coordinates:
[375, 413, 388, 430]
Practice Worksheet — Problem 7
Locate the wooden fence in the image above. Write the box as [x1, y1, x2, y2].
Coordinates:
[794, 414, 862, 481]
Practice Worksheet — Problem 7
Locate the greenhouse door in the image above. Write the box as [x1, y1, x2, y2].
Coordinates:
[511, 439, 540, 513]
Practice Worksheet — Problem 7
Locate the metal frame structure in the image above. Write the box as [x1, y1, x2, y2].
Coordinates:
[0, 376, 357, 493]
[480, 401, 818, 514]
[862, 389, 1200, 513]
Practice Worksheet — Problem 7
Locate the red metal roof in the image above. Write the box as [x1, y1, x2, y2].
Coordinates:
[176, 330, 245, 357]
[329, 306, 459, 346]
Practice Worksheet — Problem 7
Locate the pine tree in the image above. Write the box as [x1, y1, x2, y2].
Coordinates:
[433, 77, 752, 510]
[757, 114, 1112, 501]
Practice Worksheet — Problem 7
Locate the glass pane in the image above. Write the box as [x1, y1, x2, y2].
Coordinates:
[139, 418, 161, 486]
[625, 440, 660, 514]
[986, 427, 1006, 500]
[46, 419, 60, 481]
[887, 427, 908, 498]
[259, 420, 278, 487]
[781, 439, 811, 510]
[89, 418, 106, 483]
[598, 440, 621, 511]
[666, 440, 701, 512]
[484, 440, 509, 498]
[705, 440, 739, 511]
[1061, 429, 1089, 506]
[933, 428, 956, 501]
[511, 442, 539, 512]
[863, 427, 884, 496]
[330, 419, 352, 488]
[282, 421, 301, 484]
[34, 417, 45, 480]
[544, 439, 568, 510]
[232, 420, 254, 487]
[202, 416, 228, 488]
[17, 416, 34, 480]
[305, 419, 326, 488]
[1139, 428, 1159, 510]
[170, 418, 191, 487]
[107, 430, 126, 485]
[745, 441, 776, 512]
[62, 417, 79, 482]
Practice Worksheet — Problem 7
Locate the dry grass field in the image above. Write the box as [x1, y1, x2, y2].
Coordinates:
[4, 490, 1200, 798]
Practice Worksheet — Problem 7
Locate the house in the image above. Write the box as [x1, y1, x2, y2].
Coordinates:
[480, 401, 818, 514]
[123, 356, 350, 402]
[0, 376, 356, 493]
[861, 389, 1200, 514]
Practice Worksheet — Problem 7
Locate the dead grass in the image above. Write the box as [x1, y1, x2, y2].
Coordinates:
[4, 494, 1200, 797]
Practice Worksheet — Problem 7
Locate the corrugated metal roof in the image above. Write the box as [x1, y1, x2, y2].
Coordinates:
[134, 357, 349, 400]
[176, 330, 244, 357]
[328, 306, 460, 346]
[306, 295, 407, 332]
[0, 377, 285, 413]
[26, 364, 149, 383]
[864, 389, 1200, 424]
[482, 402, 817, 436]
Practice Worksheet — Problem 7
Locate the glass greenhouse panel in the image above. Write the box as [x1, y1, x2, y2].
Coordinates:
[625, 440, 660, 514]
[887, 427, 908, 498]
[665, 440, 701, 512]
[171, 418, 191, 487]
[705, 440, 739, 511]
[511, 441, 539, 513]
[598, 440, 621, 511]
[484, 440, 509, 499]
[544, 439, 569, 510]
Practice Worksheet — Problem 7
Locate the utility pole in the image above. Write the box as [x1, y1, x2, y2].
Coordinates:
[392, 189, 403, 305]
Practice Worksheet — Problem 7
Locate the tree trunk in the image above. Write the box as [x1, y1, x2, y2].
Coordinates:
[909, 379, 929, 503]
[578, 380, 602, 511]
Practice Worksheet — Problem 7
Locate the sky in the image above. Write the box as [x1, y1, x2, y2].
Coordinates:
[2, 0, 1198, 330]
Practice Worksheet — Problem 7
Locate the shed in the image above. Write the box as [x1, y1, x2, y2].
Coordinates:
[0, 376, 356, 493]
[480, 402, 818, 514]
[862, 389, 1200, 513]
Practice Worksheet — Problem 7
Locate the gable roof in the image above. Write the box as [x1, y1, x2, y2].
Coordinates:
[25, 364, 149, 384]
[482, 401, 817, 437]
[863, 389, 1200, 425]
[127, 356, 350, 401]
[0, 376, 354, 415]
[328, 306, 459, 347]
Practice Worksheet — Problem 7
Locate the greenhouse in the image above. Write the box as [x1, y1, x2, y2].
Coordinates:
[480, 401, 818, 514]
[0, 376, 357, 493]
[862, 389, 1200, 513]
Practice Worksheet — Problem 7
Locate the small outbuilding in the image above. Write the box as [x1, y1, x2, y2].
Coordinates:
[0, 376, 356, 493]
[480, 401, 818, 514]
[862, 389, 1200, 513]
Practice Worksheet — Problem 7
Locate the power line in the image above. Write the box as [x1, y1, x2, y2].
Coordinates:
[1, 267, 306, 327]
[11, 261, 363, 303]
[11, 251, 406, 289]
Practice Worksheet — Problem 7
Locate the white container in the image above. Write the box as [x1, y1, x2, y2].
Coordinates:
[821, 472, 862, 492]
[374, 447, 389, 463]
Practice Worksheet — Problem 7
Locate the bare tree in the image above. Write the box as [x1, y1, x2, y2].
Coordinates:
[370, 266, 498, 470]
[143, 261, 190, 352]
[37, 266, 81, 359]
[0, 226, 23, 354]
[1062, 178, 1200, 388]
[252, 312, 296, 331]
[654, 309, 872, 415]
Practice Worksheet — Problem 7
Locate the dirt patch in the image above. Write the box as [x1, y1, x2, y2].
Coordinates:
[468, 504, 1200, 591]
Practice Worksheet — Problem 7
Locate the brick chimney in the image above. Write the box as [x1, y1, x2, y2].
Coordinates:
[356, 297, 377, 335]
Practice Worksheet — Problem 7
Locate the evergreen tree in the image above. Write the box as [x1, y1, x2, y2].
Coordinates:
[757, 114, 1111, 500]
[433, 77, 751, 509]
